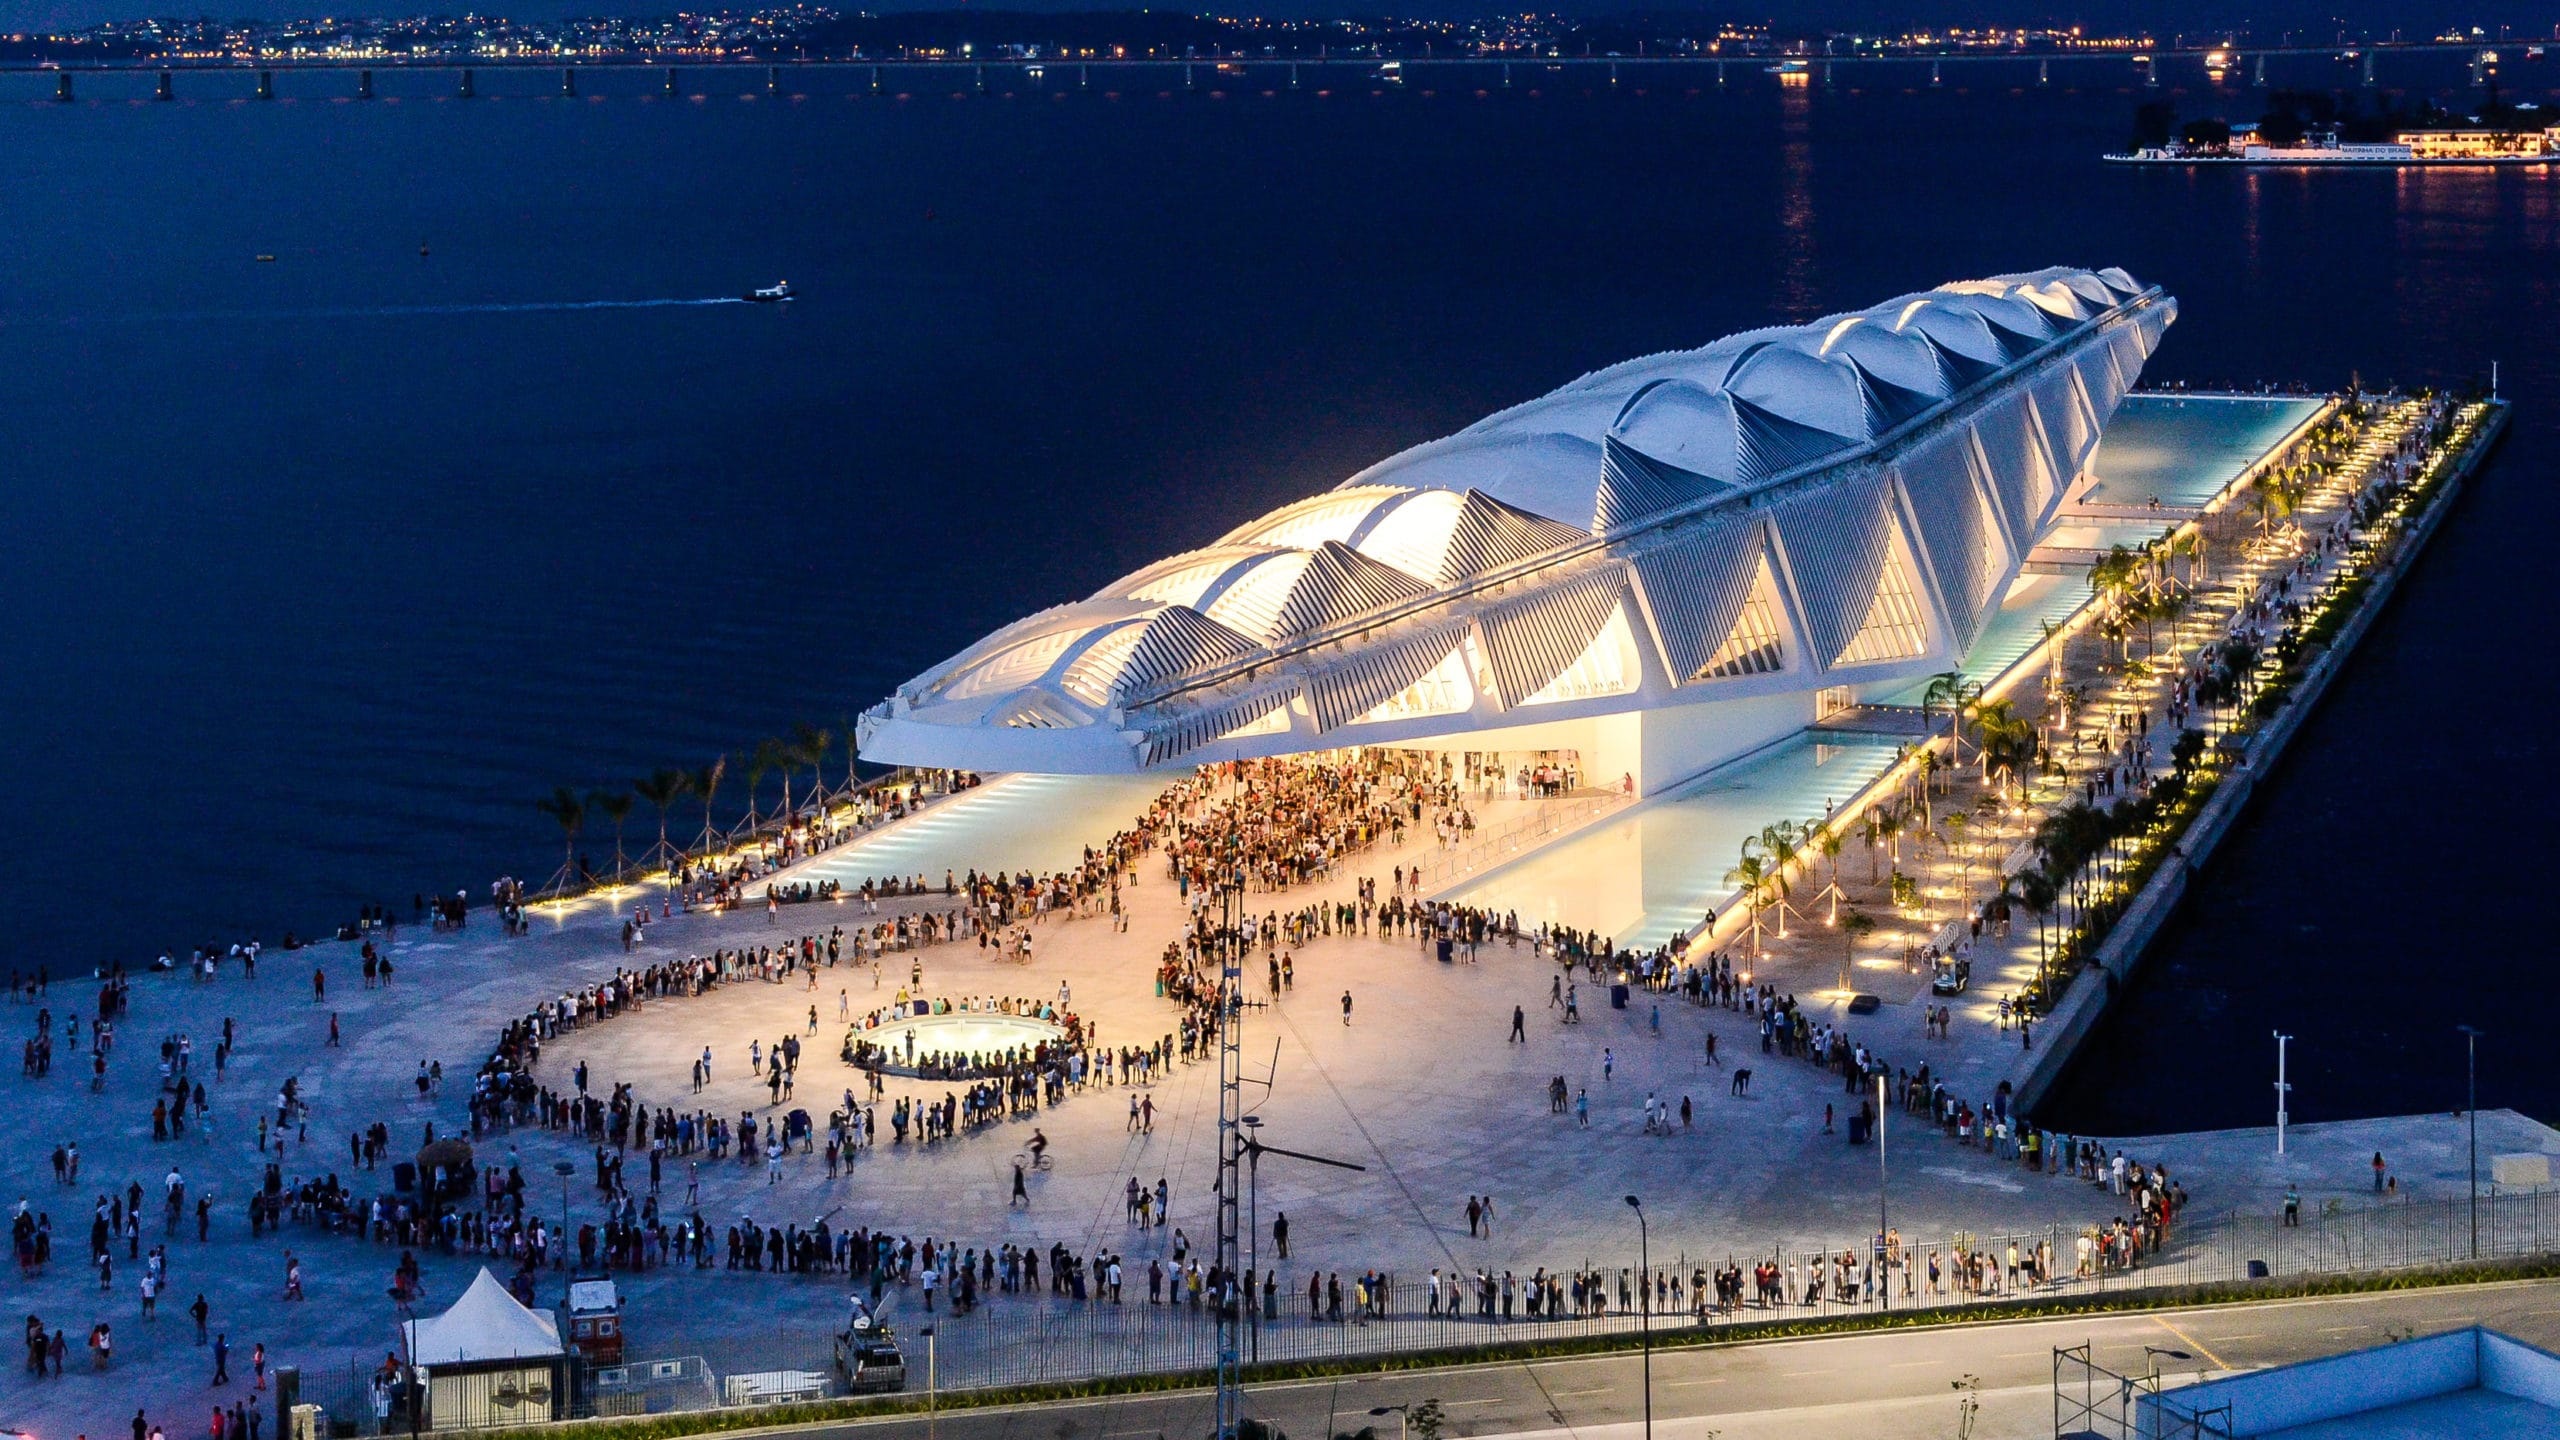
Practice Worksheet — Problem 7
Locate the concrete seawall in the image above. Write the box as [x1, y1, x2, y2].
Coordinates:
[2016, 400, 2514, 1115]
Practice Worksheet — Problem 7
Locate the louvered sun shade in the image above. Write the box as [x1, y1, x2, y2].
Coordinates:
[1439, 490, 1590, 581]
[1895, 435, 1994, 652]
[1112, 607, 1262, 701]
[1477, 569, 1627, 705]
[1628, 514, 1767, 683]
[1594, 436, 1733, 534]
[1772, 472, 1896, 668]
[1267, 542, 1434, 641]
[1306, 624, 1471, 733]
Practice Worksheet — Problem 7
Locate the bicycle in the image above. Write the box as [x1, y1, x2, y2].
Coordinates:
[1013, 1149, 1053, 1172]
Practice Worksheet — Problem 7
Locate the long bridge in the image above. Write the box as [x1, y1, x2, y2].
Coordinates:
[6, 41, 2537, 102]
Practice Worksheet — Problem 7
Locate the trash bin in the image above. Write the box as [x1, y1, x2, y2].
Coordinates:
[2246, 1259, 2269, 1279]
[1436, 938, 1453, 964]
[1610, 983, 1630, 1010]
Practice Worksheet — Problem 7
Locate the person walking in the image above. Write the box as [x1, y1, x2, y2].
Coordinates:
[212, 1333, 229, 1385]
[1509, 1006, 1526, 1043]
[189, 1294, 208, 1344]
[1340, 991, 1353, 1026]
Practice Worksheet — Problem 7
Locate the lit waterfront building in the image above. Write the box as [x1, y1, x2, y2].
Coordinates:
[858, 268, 2174, 792]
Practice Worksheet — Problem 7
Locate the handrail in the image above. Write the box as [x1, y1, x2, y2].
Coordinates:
[1416, 790, 1625, 892]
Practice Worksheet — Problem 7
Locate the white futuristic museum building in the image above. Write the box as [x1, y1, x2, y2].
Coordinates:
[857, 267, 2174, 796]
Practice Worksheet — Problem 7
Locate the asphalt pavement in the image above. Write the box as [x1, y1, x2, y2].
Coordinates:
[788, 1277, 2560, 1440]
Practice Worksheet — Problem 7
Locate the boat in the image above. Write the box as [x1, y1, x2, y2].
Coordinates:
[1371, 61, 1404, 85]
[747, 281, 794, 303]
[255, 254, 276, 263]
[2108, 124, 2560, 167]
[1763, 59, 1810, 76]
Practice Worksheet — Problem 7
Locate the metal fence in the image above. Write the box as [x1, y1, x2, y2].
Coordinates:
[591, 1355, 719, 1418]
[1415, 791, 1622, 890]
[305, 1186, 2560, 1432]
[925, 1185, 2560, 1389]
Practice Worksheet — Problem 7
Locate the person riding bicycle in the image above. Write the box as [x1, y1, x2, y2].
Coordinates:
[1028, 1129, 1049, 1166]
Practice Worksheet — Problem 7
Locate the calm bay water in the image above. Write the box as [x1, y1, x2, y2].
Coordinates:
[1, 59, 2551, 1127]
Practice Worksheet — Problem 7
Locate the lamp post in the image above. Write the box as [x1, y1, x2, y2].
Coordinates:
[2458, 1024, 2482, 1258]
[2272, 1032, 2293, 1155]
[2142, 1346, 2193, 1385]
[552, 1160, 575, 1298]
[1876, 1070, 1889, 1313]
[1624, 1195, 1652, 1440]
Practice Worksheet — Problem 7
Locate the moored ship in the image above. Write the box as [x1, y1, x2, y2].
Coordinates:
[2108, 123, 2560, 167]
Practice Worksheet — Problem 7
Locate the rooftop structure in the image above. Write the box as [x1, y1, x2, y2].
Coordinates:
[2138, 1326, 2560, 1438]
[858, 267, 2173, 792]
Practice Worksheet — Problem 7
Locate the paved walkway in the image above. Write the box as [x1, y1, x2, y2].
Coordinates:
[10, 740, 2550, 1433]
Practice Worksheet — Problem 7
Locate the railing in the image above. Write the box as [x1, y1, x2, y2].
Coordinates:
[1415, 791, 1624, 892]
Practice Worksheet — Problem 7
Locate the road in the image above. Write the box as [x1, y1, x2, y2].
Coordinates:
[797, 1278, 2560, 1440]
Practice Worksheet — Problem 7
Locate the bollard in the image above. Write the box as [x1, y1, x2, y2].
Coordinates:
[561, 67, 576, 97]
[357, 68, 373, 99]
[663, 65, 678, 96]
[1930, 60, 1942, 86]
[2037, 58, 2049, 86]
[257, 69, 273, 100]
[155, 67, 173, 100]
[459, 67, 475, 98]
[55, 70, 72, 102]
[767, 65, 780, 94]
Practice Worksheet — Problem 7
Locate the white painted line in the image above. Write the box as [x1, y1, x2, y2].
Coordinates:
[1549, 1388, 1611, 1397]
[1780, 1369, 1832, 1378]
[1663, 1378, 1727, 1388]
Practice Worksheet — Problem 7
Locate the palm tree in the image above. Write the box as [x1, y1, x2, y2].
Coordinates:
[534, 786, 585, 899]
[633, 768, 690, 877]
[1724, 847, 1774, 957]
[744, 738, 785, 834]
[1921, 670, 1969, 768]
[794, 723, 835, 811]
[691, 756, 728, 855]
[588, 786, 635, 884]
[1759, 820, 1805, 934]
[1838, 909, 1878, 994]
[2014, 869, 2061, 995]
[1813, 825, 1848, 924]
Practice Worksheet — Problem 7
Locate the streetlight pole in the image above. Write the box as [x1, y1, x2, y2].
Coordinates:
[2458, 1024, 2482, 1259]
[1624, 1196, 1652, 1440]
[553, 1159, 576, 1298]
[2273, 1032, 2293, 1155]
[1876, 1070, 1889, 1313]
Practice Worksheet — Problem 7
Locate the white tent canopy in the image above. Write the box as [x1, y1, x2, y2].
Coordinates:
[404, 1268, 564, 1368]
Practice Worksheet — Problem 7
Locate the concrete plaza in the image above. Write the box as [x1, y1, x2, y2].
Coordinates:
[9, 764, 2556, 1434]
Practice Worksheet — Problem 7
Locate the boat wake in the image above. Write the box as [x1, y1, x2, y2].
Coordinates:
[15, 297, 756, 326]
[324, 297, 756, 317]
